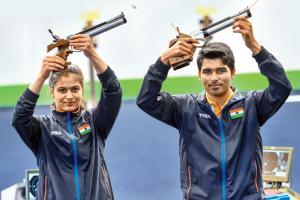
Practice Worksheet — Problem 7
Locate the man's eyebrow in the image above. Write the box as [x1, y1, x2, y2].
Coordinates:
[213, 66, 228, 70]
[202, 67, 226, 70]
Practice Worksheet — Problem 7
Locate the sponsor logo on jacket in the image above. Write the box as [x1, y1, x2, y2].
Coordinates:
[50, 131, 62, 136]
[198, 113, 211, 119]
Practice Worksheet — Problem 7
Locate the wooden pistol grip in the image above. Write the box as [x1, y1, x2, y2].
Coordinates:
[47, 39, 71, 69]
[169, 38, 178, 48]
[57, 48, 72, 69]
[168, 33, 193, 70]
[169, 55, 192, 70]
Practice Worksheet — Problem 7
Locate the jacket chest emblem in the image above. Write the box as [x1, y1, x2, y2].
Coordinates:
[50, 130, 62, 136]
[229, 107, 244, 119]
[198, 113, 211, 119]
[78, 123, 92, 135]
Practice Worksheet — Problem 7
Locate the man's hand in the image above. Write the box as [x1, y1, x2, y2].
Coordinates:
[69, 34, 96, 58]
[161, 37, 198, 66]
[233, 17, 261, 55]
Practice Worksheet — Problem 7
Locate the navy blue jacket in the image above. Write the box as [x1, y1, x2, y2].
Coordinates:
[12, 67, 122, 200]
[136, 47, 292, 200]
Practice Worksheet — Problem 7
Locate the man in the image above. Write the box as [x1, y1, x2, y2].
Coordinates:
[136, 17, 292, 199]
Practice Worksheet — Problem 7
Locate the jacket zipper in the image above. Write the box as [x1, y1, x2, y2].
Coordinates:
[67, 112, 81, 200]
[255, 161, 259, 192]
[43, 175, 47, 200]
[197, 99, 243, 200]
[218, 99, 243, 200]
[101, 163, 112, 199]
[186, 166, 192, 200]
[218, 119, 227, 200]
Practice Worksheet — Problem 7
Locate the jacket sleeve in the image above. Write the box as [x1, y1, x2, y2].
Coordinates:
[136, 58, 182, 129]
[252, 46, 292, 126]
[93, 66, 122, 141]
[11, 88, 41, 154]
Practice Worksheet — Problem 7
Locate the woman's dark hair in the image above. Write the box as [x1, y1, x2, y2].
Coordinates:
[49, 64, 84, 89]
[196, 42, 235, 71]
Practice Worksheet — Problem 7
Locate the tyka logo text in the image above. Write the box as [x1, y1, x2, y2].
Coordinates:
[198, 113, 211, 119]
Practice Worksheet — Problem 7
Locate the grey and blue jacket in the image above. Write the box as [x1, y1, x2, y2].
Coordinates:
[136, 47, 292, 200]
[12, 67, 122, 200]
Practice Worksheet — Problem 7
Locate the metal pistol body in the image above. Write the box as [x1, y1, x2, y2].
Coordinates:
[46, 12, 127, 68]
[169, 7, 251, 70]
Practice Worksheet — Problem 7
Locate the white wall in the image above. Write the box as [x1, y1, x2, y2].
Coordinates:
[0, 0, 299, 85]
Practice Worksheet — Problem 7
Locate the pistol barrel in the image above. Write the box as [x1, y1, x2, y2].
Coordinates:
[192, 8, 251, 38]
[87, 17, 127, 37]
[67, 12, 127, 40]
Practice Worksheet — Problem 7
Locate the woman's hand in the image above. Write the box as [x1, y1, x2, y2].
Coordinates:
[29, 56, 65, 94]
[69, 34, 108, 74]
[38, 56, 65, 80]
[69, 34, 96, 58]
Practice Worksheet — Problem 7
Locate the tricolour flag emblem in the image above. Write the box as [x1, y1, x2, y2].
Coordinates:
[230, 107, 244, 119]
[78, 124, 91, 135]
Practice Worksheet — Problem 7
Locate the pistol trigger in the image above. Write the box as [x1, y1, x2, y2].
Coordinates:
[194, 38, 206, 48]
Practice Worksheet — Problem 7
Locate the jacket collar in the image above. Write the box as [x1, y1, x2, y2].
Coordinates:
[51, 109, 82, 125]
[197, 90, 245, 105]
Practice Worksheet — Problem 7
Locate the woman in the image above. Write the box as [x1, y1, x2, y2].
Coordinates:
[12, 34, 122, 200]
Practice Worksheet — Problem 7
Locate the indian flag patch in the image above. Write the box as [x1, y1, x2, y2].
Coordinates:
[78, 124, 91, 135]
[230, 107, 244, 119]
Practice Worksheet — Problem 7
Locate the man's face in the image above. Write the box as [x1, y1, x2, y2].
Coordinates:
[199, 58, 235, 97]
[51, 74, 83, 112]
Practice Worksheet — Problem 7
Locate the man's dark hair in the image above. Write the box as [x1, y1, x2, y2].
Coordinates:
[197, 42, 235, 71]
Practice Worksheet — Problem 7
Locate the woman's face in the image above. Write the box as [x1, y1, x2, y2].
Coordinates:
[51, 74, 83, 112]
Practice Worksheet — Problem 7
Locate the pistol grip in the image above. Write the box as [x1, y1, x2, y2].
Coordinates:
[169, 55, 192, 70]
[168, 33, 193, 70]
[47, 39, 71, 69]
